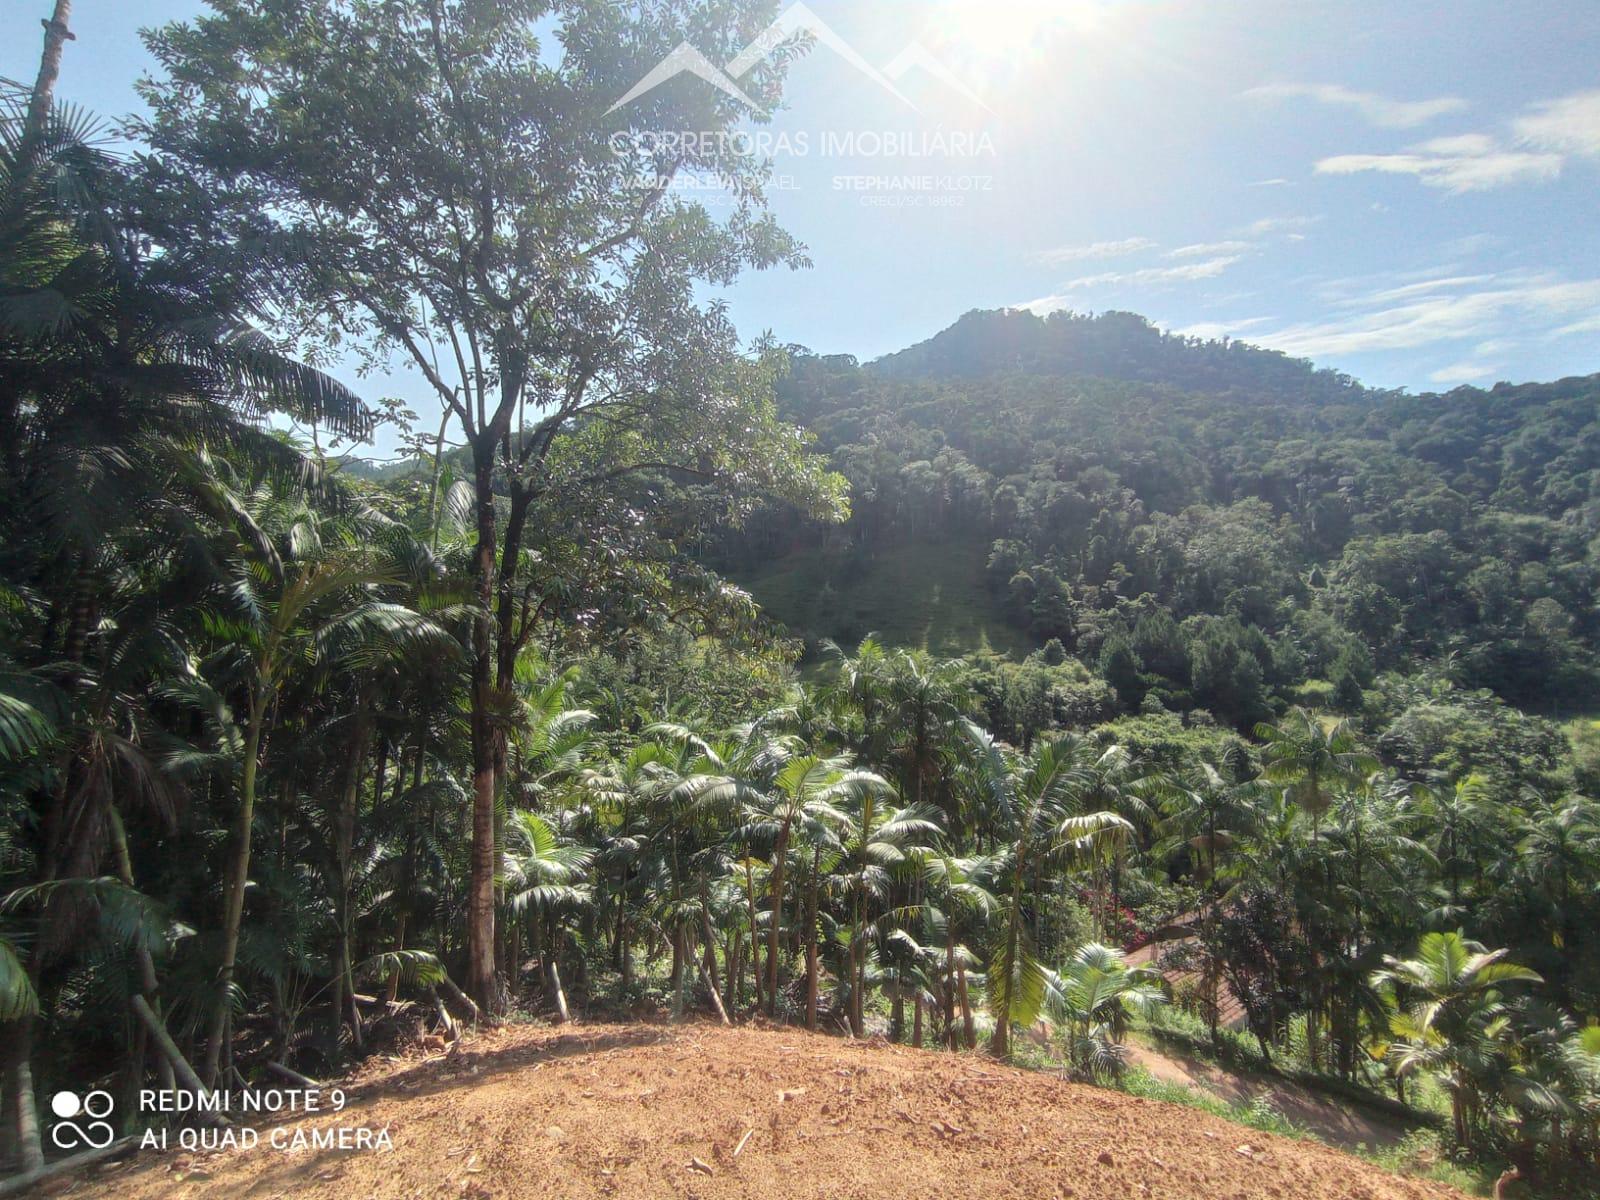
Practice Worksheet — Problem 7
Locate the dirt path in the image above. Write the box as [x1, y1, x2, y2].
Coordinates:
[1125, 1040, 1416, 1151]
[73, 1022, 1465, 1200]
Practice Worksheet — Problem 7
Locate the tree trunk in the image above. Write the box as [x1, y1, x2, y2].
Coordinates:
[957, 959, 976, 1051]
[332, 700, 370, 1046]
[386, 913, 407, 1006]
[669, 928, 685, 1020]
[109, 808, 176, 1100]
[436, 975, 482, 1025]
[701, 914, 723, 999]
[944, 925, 958, 1049]
[203, 689, 265, 1086]
[465, 447, 500, 1014]
[701, 926, 730, 1026]
[23, 1, 73, 157]
[613, 864, 630, 992]
[766, 825, 789, 1018]
[744, 862, 762, 1014]
[913, 995, 924, 1047]
[847, 888, 866, 1038]
[4, 1019, 42, 1174]
[726, 932, 742, 1015]
[991, 879, 1025, 1061]
[804, 848, 820, 1031]
[804, 941, 819, 1032]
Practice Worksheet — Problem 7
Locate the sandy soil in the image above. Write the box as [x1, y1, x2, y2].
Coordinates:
[67, 1022, 1467, 1200]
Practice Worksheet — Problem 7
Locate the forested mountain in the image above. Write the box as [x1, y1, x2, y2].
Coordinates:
[710, 310, 1600, 729]
[873, 308, 1372, 405]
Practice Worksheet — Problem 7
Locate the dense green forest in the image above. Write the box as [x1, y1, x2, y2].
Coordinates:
[713, 308, 1600, 725]
[4, 2, 1600, 1196]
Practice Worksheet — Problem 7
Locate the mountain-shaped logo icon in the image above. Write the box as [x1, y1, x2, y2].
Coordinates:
[607, 3, 991, 115]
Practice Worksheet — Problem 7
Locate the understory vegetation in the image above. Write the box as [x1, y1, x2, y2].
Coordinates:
[4, 3, 1600, 1198]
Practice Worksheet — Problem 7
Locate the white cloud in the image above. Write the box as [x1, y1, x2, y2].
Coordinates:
[1038, 237, 1157, 265]
[1017, 294, 1073, 315]
[1429, 361, 1500, 385]
[1168, 317, 1274, 339]
[1248, 178, 1293, 187]
[1239, 215, 1322, 236]
[1350, 275, 1497, 306]
[1556, 313, 1600, 337]
[1307, 91, 1600, 196]
[1243, 82, 1467, 128]
[1167, 240, 1255, 259]
[1058, 256, 1243, 291]
[1316, 140, 1563, 192]
[1415, 133, 1496, 156]
[1442, 233, 1500, 258]
[1515, 89, 1600, 158]
[1252, 272, 1600, 358]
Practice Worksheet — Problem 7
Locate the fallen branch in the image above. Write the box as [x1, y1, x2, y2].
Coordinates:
[0, 1136, 138, 1198]
[130, 995, 232, 1127]
[436, 975, 486, 1025]
[545, 961, 571, 1024]
[700, 964, 731, 1026]
[266, 1061, 322, 1090]
[427, 986, 459, 1041]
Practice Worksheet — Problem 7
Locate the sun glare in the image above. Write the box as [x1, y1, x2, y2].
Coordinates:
[926, 0, 1118, 63]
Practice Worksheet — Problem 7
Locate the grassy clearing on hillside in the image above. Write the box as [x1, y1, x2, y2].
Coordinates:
[738, 538, 1031, 659]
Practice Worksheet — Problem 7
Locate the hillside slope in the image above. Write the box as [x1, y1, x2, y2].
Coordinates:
[85, 1023, 1466, 1200]
[710, 311, 1600, 718]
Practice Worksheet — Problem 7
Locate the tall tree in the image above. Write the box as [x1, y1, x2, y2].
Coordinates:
[138, 0, 842, 1009]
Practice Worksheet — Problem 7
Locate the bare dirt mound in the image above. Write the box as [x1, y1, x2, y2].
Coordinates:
[80, 1022, 1466, 1200]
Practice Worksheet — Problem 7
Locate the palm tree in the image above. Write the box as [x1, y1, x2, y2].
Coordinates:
[1077, 742, 1161, 942]
[1253, 708, 1376, 1068]
[1419, 775, 1494, 919]
[1254, 707, 1377, 834]
[958, 721, 1134, 1061]
[577, 740, 681, 996]
[646, 723, 755, 1018]
[700, 749, 888, 1020]
[1319, 779, 1431, 1079]
[190, 471, 445, 1084]
[881, 650, 970, 819]
[1515, 793, 1600, 1005]
[822, 637, 892, 763]
[1159, 763, 1265, 1039]
[1374, 931, 1542, 1145]
[839, 794, 939, 1035]
[920, 852, 998, 1050]
[1052, 942, 1165, 1083]
[503, 812, 593, 1022]
[793, 814, 846, 1031]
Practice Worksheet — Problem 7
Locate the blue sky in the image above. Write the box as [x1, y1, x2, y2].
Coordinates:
[8, 0, 1600, 455]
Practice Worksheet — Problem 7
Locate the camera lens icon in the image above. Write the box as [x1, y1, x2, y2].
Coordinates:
[50, 1089, 114, 1149]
